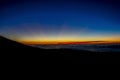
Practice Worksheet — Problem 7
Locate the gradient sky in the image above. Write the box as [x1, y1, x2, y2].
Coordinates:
[0, 0, 120, 43]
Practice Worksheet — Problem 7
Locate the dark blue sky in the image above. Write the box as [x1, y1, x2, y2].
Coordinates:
[0, 0, 120, 42]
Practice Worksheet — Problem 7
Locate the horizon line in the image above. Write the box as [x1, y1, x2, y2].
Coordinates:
[20, 41, 120, 45]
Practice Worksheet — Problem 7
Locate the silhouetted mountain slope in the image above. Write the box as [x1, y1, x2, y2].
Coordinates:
[0, 36, 35, 49]
[1, 35, 120, 65]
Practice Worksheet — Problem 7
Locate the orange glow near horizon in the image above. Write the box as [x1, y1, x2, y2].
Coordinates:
[20, 41, 120, 45]
[15, 35, 120, 45]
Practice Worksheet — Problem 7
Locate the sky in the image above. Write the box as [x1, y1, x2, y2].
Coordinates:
[0, 0, 120, 43]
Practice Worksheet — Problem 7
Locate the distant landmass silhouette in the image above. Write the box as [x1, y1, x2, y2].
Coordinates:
[1, 35, 120, 64]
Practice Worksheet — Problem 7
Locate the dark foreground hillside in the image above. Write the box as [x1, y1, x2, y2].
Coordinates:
[1, 36, 120, 65]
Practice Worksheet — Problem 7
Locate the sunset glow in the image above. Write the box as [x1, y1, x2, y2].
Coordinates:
[0, 0, 120, 45]
[17, 35, 120, 44]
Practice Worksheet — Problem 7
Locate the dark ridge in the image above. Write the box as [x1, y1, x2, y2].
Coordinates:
[0, 36, 29, 48]
[0, 35, 120, 65]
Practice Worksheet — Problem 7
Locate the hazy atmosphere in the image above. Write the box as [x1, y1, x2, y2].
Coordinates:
[0, 0, 120, 44]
